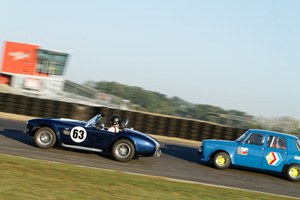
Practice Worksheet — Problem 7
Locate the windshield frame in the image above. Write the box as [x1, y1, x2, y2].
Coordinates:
[235, 130, 250, 142]
[85, 114, 102, 128]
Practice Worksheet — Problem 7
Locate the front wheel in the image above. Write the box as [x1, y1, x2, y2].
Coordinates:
[213, 152, 231, 169]
[34, 127, 57, 149]
[112, 139, 135, 162]
[286, 164, 300, 181]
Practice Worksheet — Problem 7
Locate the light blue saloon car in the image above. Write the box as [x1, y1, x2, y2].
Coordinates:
[198, 129, 300, 181]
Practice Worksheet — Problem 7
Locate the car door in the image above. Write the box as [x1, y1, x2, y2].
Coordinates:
[235, 132, 266, 168]
[84, 128, 115, 149]
[261, 135, 287, 172]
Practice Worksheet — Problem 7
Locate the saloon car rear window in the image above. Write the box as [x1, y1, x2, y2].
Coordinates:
[296, 140, 300, 151]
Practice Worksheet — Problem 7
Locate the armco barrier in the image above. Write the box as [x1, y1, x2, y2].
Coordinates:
[0, 92, 247, 141]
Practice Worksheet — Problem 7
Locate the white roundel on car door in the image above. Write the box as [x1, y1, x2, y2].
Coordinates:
[70, 126, 87, 143]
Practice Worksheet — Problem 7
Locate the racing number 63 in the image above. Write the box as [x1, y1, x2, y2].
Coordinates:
[73, 129, 84, 139]
[70, 127, 87, 143]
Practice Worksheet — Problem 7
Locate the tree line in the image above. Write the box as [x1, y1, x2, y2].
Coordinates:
[85, 81, 299, 135]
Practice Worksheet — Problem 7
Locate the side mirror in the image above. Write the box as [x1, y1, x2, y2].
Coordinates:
[240, 142, 244, 145]
[124, 119, 129, 127]
[100, 124, 105, 130]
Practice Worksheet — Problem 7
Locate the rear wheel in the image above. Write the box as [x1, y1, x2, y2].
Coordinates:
[34, 127, 57, 149]
[213, 152, 231, 169]
[286, 164, 300, 181]
[112, 139, 135, 162]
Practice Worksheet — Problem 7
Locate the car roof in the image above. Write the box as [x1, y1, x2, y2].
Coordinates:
[249, 129, 299, 140]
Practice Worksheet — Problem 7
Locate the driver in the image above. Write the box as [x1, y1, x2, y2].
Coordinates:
[108, 115, 121, 133]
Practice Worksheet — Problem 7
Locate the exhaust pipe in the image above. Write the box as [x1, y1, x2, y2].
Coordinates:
[61, 143, 103, 152]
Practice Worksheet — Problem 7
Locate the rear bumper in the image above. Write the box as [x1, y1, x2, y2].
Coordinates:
[155, 149, 162, 157]
[24, 127, 31, 135]
[198, 150, 210, 162]
[198, 149, 203, 159]
[24, 123, 34, 135]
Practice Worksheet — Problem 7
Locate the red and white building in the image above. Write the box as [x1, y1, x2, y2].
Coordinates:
[0, 41, 124, 109]
[0, 41, 69, 98]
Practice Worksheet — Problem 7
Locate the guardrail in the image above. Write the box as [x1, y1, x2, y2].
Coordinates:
[0, 92, 246, 141]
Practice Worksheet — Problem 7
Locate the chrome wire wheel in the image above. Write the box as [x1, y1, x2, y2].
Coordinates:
[115, 143, 131, 159]
[112, 139, 135, 162]
[38, 130, 53, 146]
[34, 127, 57, 149]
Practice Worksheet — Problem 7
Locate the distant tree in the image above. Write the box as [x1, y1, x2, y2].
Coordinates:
[254, 116, 299, 134]
[86, 81, 298, 131]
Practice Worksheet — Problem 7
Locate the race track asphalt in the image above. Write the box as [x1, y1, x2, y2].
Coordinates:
[0, 118, 299, 199]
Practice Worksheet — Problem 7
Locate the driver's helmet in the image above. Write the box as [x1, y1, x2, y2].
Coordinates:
[109, 115, 121, 126]
[259, 135, 265, 144]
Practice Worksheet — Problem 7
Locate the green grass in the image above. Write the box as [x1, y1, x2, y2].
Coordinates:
[0, 154, 296, 200]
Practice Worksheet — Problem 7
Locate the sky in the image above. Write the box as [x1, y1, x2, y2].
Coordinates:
[0, 0, 299, 121]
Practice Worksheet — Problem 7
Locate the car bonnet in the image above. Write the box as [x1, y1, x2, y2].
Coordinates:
[124, 129, 159, 145]
[204, 139, 239, 147]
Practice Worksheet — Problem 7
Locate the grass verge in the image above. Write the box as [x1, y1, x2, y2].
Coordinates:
[0, 154, 296, 200]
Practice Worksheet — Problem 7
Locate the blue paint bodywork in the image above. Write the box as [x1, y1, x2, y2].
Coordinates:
[26, 114, 161, 157]
[199, 129, 300, 173]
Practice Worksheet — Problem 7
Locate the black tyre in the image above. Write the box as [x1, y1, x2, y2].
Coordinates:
[112, 139, 135, 162]
[34, 127, 57, 149]
[286, 164, 300, 181]
[213, 152, 231, 170]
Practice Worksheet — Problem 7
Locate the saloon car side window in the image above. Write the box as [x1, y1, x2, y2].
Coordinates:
[266, 136, 286, 150]
[244, 133, 265, 146]
[278, 137, 287, 150]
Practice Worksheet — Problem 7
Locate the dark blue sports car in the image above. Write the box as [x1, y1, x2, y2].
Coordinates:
[25, 114, 162, 162]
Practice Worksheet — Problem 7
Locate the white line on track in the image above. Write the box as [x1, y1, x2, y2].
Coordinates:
[157, 139, 200, 147]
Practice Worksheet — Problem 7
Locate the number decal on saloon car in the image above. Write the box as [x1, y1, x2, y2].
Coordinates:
[70, 127, 87, 143]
